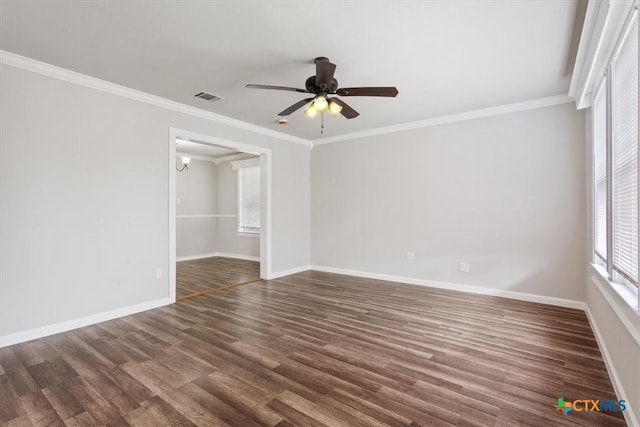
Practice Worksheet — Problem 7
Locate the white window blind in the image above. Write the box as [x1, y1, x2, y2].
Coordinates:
[593, 79, 608, 260]
[612, 15, 639, 283]
[238, 165, 261, 233]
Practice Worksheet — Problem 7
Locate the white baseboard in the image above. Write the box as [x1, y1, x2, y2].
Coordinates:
[584, 306, 639, 427]
[215, 252, 260, 262]
[267, 265, 311, 280]
[310, 265, 586, 310]
[0, 296, 173, 348]
[176, 252, 259, 262]
[176, 252, 219, 262]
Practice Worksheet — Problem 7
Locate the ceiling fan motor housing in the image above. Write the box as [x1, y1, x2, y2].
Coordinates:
[305, 76, 339, 94]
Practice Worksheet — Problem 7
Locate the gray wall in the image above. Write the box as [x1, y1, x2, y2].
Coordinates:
[311, 103, 587, 301]
[176, 159, 218, 258]
[0, 64, 311, 337]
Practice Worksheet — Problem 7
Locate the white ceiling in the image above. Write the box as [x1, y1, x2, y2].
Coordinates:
[0, 1, 583, 141]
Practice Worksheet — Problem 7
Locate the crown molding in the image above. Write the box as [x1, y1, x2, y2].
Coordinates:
[1, 50, 580, 148]
[0, 50, 312, 147]
[569, 0, 638, 109]
[312, 94, 574, 146]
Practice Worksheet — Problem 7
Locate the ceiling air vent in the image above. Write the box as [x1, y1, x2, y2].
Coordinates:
[194, 92, 221, 102]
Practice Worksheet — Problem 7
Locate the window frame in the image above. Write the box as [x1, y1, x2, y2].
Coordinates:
[591, 9, 640, 311]
[593, 76, 609, 266]
[234, 159, 261, 236]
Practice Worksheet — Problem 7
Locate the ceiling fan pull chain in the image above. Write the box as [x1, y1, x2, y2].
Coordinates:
[321, 112, 325, 134]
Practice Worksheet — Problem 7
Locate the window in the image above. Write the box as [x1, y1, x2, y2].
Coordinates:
[593, 12, 639, 289]
[236, 162, 260, 234]
[593, 79, 607, 263]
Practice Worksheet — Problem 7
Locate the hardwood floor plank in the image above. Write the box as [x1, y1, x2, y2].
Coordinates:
[276, 390, 368, 427]
[41, 384, 85, 420]
[27, 357, 78, 390]
[3, 414, 35, 427]
[377, 386, 461, 425]
[194, 373, 283, 426]
[125, 396, 197, 427]
[412, 378, 499, 418]
[316, 393, 399, 427]
[62, 411, 99, 427]
[266, 397, 330, 427]
[12, 342, 51, 368]
[104, 415, 131, 427]
[157, 387, 229, 427]
[288, 350, 391, 392]
[0, 270, 626, 426]
[0, 348, 40, 397]
[20, 390, 65, 427]
[80, 371, 140, 415]
[273, 357, 366, 396]
[154, 346, 217, 383]
[323, 387, 413, 427]
[62, 376, 121, 424]
[121, 360, 188, 396]
[0, 374, 27, 423]
[101, 367, 154, 404]
[179, 382, 260, 427]
[176, 257, 260, 298]
[177, 278, 263, 301]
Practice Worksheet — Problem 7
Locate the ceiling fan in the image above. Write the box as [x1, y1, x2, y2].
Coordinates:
[246, 57, 398, 120]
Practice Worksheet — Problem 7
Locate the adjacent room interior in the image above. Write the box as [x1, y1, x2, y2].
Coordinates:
[0, 1, 639, 426]
[174, 139, 262, 301]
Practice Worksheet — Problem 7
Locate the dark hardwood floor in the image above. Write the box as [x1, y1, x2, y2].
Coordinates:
[176, 257, 260, 299]
[0, 270, 626, 426]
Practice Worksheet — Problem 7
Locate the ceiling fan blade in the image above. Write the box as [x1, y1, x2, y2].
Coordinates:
[246, 84, 309, 93]
[315, 60, 337, 88]
[331, 98, 360, 119]
[278, 98, 314, 116]
[335, 87, 398, 97]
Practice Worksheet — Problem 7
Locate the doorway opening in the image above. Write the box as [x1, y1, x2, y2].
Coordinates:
[168, 128, 272, 302]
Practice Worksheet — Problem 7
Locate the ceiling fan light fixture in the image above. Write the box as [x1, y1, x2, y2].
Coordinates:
[328, 100, 343, 116]
[313, 95, 329, 112]
[304, 103, 318, 118]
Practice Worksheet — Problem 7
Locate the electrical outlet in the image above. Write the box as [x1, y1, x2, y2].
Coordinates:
[176, 197, 182, 205]
[156, 268, 162, 279]
[406, 251, 416, 261]
[459, 262, 470, 273]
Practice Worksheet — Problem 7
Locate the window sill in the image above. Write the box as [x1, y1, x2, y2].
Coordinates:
[591, 263, 640, 313]
[237, 232, 260, 238]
